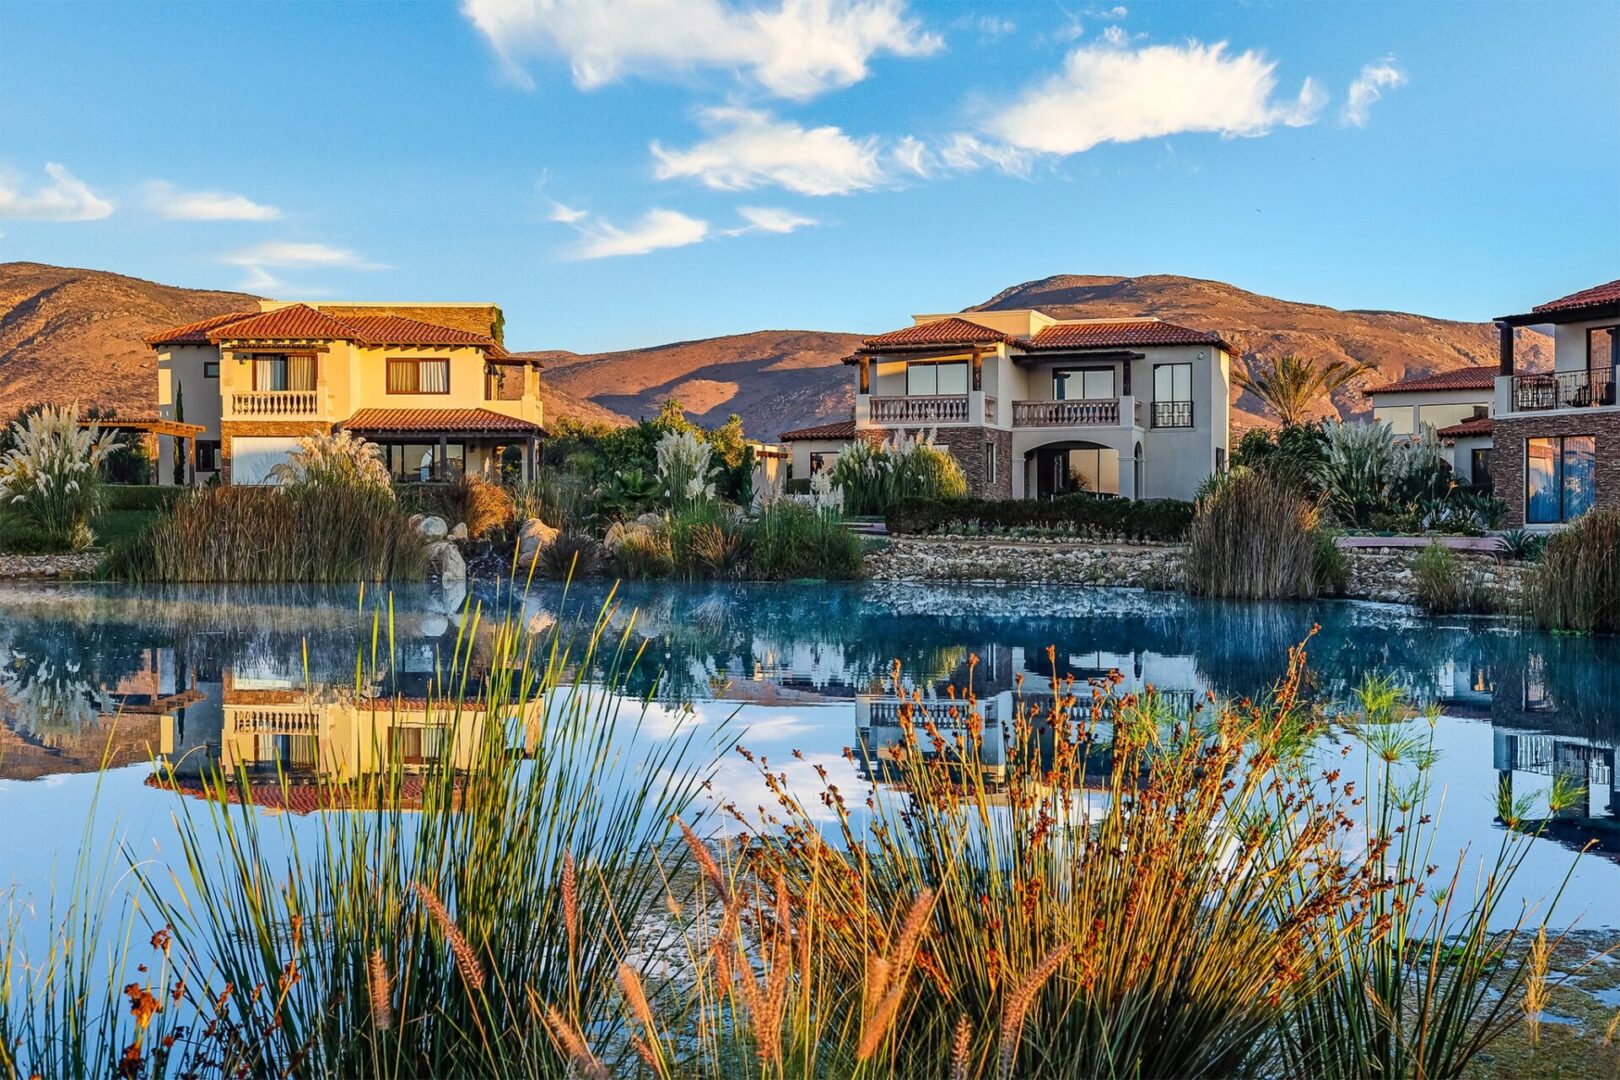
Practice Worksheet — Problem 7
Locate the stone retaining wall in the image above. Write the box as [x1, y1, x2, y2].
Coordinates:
[866, 537, 1531, 607]
[0, 552, 101, 579]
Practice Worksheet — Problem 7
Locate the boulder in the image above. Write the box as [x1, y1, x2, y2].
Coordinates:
[417, 515, 448, 541]
[448, 522, 469, 541]
[635, 512, 664, 531]
[518, 518, 559, 557]
[425, 539, 466, 583]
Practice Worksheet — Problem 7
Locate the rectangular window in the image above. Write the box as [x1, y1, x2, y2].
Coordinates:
[1418, 403, 1487, 431]
[252, 354, 315, 391]
[388, 358, 451, 395]
[384, 442, 465, 481]
[1589, 326, 1617, 369]
[809, 452, 834, 474]
[1470, 447, 1490, 486]
[984, 441, 997, 485]
[905, 361, 968, 396]
[203, 360, 220, 379]
[1053, 368, 1115, 401]
[1373, 406, 1415, 436]
[1152, 362, 1194, 427]
[1526, 435, 1595, 524]
[196, 440, 222, 471]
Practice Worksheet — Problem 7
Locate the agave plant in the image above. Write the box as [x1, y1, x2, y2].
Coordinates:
[0, 404, 122, 551]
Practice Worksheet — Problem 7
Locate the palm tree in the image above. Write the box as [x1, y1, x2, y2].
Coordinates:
[1236, 353, 1366, 427]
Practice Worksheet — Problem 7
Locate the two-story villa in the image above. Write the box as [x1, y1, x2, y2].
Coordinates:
[1362, 366, 1496, 486]
[842, 309, 1232, 500]
[146, 301, 544, 485]
[1491, 279, 1620, 528]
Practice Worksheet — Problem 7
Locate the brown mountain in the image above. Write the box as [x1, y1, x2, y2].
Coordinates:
[1, 263, 1548, 439]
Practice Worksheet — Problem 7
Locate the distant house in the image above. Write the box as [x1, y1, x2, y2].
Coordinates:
[146, 301, 543, 484]
[1492, 279, 1620, 528]
[812, 308, 1233, 501]
[1362, 366, 1496, 485]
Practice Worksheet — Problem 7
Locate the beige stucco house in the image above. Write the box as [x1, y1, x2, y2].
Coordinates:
[147, 300, 543, 485]
[785, 308, 1233, 501]
[1363, 366, 1496, 486]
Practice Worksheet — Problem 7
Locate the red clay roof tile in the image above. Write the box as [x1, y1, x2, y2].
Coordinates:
[1022, 320, 1229, 351]
[1436, 416, 1494, 438]
[148, 304, 509, 356]
[206, 304, 357, 341]
[1363, 365, 1497, 395]
[863, 317, 1017, 349]
[780, 420, 856, 441]
[144, 310, 258, 346]
[1533, 279, 1620, 313]
[342, 408, 542, 434]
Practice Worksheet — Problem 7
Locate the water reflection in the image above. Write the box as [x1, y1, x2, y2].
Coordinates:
[1, 581, 1617, 862]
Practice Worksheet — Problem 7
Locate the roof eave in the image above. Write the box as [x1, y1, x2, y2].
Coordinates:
[1496, 300, 1620, 327]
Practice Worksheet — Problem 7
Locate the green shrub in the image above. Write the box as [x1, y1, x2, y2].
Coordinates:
[1185, 470, 1328, 599]
[100, 485, 184, 512]
[1314, 528, 1351, 596]
[744, 501, 864, 580]
[1412, 541, 1498, 615]
[886, 493, 1194, 542]
[607, 521, 674, 579]
[101, 485, 427, 583]
[1230, 423, 1329, 493]
[0, 406, 123, 552]
[1525, 510, 1620, 633]
[668, 502, 748, 579]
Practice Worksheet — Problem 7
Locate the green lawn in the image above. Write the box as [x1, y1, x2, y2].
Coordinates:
[0, 484, 177, 555]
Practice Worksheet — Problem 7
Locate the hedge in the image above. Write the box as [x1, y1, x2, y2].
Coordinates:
[886, 494, 1194, 542]
[102, 485, 186, 512]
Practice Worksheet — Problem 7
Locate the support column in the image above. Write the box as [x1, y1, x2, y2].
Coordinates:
[186, 435, 197, 487]
[858, 355, 870, 395]
[1498, 322, 1515, 376]
[438, 434, 448, 481]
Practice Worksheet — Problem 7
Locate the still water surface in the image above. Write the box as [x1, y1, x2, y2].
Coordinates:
[2, 579, 1617, 932]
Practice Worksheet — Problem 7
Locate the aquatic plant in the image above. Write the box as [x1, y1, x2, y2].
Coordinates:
[0, 404, 122, 551]
[1186, 468, 1331, 599]
[102, 484, 426, 583]
[744, 500, 864, 580]
[1525, 508, 1620, 633]
[1411, 541, 1499, 615]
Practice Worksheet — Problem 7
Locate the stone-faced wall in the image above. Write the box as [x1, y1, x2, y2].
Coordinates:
[1492, 411, 1620, 526]
[868, 425, 1013, 499]
[219, 420, 336, 484]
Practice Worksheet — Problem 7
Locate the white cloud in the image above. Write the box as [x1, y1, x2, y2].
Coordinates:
[564, 207, 710, 259]
[219, 241, 387, 292]
[890, 134, 932, 177]
[460, 0, 940, 101]
[726, 205, 817, 234]
[1341, 58, 1406, 127]
[142, 181, 279, 221]
[547, 199, 589, 223]
[0, 163, 114, 221]
[985, 39, 1326, 155]
[936, 133, 1032, 175]
[652, 107, 888, 196]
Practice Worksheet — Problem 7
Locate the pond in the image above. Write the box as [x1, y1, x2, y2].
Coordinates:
[2, 578, 1618, 938]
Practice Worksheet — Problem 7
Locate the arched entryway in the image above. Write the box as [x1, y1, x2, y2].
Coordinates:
[1025, 440, 1120, 498]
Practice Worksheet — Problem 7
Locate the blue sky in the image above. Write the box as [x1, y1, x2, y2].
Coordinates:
[1, 1, 1615, 351]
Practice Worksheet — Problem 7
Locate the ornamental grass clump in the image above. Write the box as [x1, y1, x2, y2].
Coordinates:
[831, 429, 967, 515]
[1525, 508, 1620, 633]
[656, 428, 719, 514]
[0, 404, 121, 551]
[744, 500, 864, 580]
[268, 429, 391, 490]
[1186, 468, 1331, 599]
[1412, 540, 1499, 615]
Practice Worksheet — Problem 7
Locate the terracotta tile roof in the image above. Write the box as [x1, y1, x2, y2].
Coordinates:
[149, 304, 509, 356]
[1533, 279, 1620, 313]
[145, 310, 258, 346]
[1363, 365, 1497, 396]
[343, 408, 542, 434]
[780, 419, 856, 441]
[1023, 320, 1230, 352]
[206, 304, 358, 342]
[1436, 416, 1494, 438]
[147, 772, 457, 814]
[863, 317, 1017, 349]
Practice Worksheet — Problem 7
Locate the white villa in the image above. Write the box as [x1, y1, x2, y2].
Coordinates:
[1363, 366, 1496, 486]
[783, 308, 1233, 501]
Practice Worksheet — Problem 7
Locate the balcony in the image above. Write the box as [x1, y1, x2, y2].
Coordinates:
[1151, 401, 1195, 428]
[870, 394, 969, 424]
[231, 390, 320, 417]
[1510, 369, 1617, 412]
[1013, 399, 1120, 427]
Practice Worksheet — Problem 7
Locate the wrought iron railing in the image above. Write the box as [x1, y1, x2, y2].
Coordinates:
[1151, 401, 1194, 428]
[1510, 368, 1616, 411]
[869, 395, 970, 424]
[1012, 399, 1120, 427]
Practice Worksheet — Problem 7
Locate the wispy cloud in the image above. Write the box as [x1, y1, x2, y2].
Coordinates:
[461, 0, 940, 101]
[143, 181, 280, 221]
[652, 107, 888, 196]
[0, 163, 114, 221]
[982, 39, 1325, 155]
[561, 207, 711, 259]
[725, 205, 817, 235]
[1341, 58, 1406, 127]
[220, 240, 387, 292]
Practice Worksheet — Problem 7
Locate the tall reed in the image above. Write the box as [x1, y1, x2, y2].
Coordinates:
[1186, 468, 1329, 599]
[1524, 508, 1620, 633]
[102, 484, 427, 583]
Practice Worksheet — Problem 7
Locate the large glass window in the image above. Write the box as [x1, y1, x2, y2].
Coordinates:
[1526, 435, 1595, 524]
[388, 358, 451, 394]
[1153, 363, 1191, 402]
[1589, 326, 1617, 369]
[384, 442, 465, 482]
[1373, 405, 1414, 436]
[1418, 403, 1488, 430]
[905, 361, 968, 396]
[253, 354, 315, 391]
[1053, 368, 1115, 401]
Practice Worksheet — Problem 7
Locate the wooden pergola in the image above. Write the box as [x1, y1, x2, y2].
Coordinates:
[77, 415, 208, 486]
